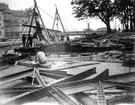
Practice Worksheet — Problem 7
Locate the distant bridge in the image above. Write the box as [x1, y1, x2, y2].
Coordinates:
[66, 30, 106, 36]
[45, 29, 106, 39]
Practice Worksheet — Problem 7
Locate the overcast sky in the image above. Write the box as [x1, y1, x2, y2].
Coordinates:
[1, 0, 118, 31]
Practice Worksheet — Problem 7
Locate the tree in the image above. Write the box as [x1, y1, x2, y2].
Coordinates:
[71, 0, 117, 33]
[115, 0, 135, 31]
[133, 2, 135, 31]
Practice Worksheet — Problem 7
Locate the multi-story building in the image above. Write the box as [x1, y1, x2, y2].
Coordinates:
[0, 2, 32, 38]
[0, 3, 5, 38]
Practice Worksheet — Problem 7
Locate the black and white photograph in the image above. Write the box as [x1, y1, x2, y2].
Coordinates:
[0, 0, 135, 105]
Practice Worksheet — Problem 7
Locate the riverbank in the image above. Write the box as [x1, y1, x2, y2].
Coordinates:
[0, 40, 22, 56]
[0, 40, 22, 48]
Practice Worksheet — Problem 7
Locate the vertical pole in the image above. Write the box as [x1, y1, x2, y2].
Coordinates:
[34, 0, 50, 44]
[26, 7, 35, 47]
[52, 12, 57, 30]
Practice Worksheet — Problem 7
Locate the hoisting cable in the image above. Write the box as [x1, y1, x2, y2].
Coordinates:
[61, 15, 77, 32]
[38, 6, 54, 19]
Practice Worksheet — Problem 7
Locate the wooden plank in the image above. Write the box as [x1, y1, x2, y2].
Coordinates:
[53, 67, 96, 84]
[51, 69, 109, 88]
[17, 60, 52, 68]
[108, 71, 135, 80]
[40, 72, 71, 79]
[0, 65, 31, 78]
[0, 69, 33, 86]
[1, 69, 108, 105]
[50, 62, 99, 71]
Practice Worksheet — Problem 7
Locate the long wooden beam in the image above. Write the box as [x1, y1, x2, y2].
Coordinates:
[3, 67, 78, 105]
[2, 69, 108, 105]
[0, 69, 33, 86]
[52, 67, 96, 85]
[51, 69, 109, 88]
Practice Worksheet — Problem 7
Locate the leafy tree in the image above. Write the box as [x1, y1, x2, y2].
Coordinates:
[71, 0, 117, 33]
[133, 3, 135, 30]
[115, 0, 135, 31]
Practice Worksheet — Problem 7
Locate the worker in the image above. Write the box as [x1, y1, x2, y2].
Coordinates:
[22, 34, 26, 47]
[33, 32, 40, 46]
[27, 34, 33, 47]
[35, 49, 51, 68]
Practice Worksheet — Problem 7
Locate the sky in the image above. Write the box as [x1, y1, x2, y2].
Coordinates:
[1, 0, 119, 31]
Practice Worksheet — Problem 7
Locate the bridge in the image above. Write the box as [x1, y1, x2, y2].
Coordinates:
[45, 29, 106, 41]
[66, 30, 106, 36]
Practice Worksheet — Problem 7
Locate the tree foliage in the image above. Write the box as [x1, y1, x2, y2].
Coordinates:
[114, 0, 135, 31]
[71, 0, 117, 33]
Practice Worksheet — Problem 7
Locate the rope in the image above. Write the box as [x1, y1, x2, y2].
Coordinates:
[61, 14, 77, 32]
[39, 5, 77, 32]
[38, 6, 54, 19]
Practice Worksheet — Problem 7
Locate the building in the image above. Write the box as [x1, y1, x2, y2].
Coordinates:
[5, 9, 32, 38]
[0, 2, 32, 38]
[0, 3, 6, 38]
